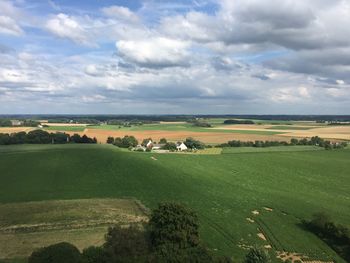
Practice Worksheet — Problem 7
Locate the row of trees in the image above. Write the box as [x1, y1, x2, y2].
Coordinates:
[0, 130, 97, 145]
[0, 119, 40, 127]
[218, 137, 347, 150]
[107, 135, 139, 148]
[302, 213, 350, 262]
[223, 120, 255, 125]
[26, 202, 270, 263]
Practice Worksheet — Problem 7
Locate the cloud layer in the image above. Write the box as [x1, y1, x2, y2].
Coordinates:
[0, 0, 349, 114]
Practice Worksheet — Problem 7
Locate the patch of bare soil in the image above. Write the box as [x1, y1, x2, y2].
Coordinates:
[251, 210, 260, 215]
[263, 207, 273, 212]
[150, 156, 157, 161]
[257, 233, 267, 241]
[277, 251, 333, 263]
[280, 126, 350, 141]
[0, 127, 34, 133]
[246, 218, 255, 223]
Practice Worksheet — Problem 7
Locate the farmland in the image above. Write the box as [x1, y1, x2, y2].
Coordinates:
[0, 144, 349, 262]
[0, 198, 148, 259]
[36, 119, 350, 144]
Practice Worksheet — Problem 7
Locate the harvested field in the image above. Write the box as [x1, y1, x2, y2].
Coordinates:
[0, 127, 34, 133]
[83, 128, 289, 144]
[0, 198, 149, 259]
[280, 126, 350, 140]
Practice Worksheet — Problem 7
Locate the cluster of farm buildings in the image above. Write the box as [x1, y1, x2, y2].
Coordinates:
[134, 140, 188, 152]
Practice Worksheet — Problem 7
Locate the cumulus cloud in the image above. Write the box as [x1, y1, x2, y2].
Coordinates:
[45, 13, 92, 46]
[1, 0, 350, 114]
[0, 15, 23, 35]
[116, 37, 190, 67]
[101, 6, 139, 23]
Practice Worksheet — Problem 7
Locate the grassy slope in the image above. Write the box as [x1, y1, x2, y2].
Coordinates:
[222, 146, 323, 153]
[0, 145, 349, 261]
[0, 199, 147, 259]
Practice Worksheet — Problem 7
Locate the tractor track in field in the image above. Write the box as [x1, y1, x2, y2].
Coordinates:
[200, 213, 237, 247]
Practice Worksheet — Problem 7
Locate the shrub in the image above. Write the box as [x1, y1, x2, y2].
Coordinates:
[103, 224, 150, 262]
[28, 242, 82, 263]
[184, 137, 205, 150]
[106, 137, 114, 144]
[244, 246, 270, 263]
[82, 246, 108, 263]
[149, 202, 200, 251]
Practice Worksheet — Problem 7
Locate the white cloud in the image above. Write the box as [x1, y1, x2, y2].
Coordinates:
[101, 6, 139, 23]
[116, 37, 190, 67]
[84, 64, 103, 77]
[45, 13, 92, 46]
[0, 15, 23, 35]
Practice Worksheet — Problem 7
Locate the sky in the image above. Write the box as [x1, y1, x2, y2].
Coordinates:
[0, 0, 349, 114]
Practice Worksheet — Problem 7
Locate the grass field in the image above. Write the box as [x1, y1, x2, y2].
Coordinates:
[221, 146, 323, 154]
[43, 126, 86, 132]
[0, 198, 148, 259]
[0, 144, 349, 262]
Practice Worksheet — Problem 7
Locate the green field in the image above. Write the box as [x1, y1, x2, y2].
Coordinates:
[43, 126, 86, 132]
[0, 144, 349, 262]
[222, 146, 323, 154]
[0, 198, 148, 259]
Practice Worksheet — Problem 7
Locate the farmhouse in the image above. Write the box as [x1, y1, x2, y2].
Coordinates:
[11, 120, 23, 126]
[176, 142, 188, 151]
[152, 143, 165, 150]
[134, 145, 147, 151]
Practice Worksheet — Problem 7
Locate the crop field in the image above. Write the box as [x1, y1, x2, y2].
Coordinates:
[266, 126, 317, 130]
[0, 198, 148, 259]
[221, 146, 323, 154]
[0, 144, 349, 262]
[82, 128, 290, 145]
[43, 126, 86, 132]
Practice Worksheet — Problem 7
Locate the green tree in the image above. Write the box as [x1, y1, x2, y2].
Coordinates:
[106, 137, 114, 144]
[290, 138, 298, 145]
[121, 135, 138, 148]
[82, 246, 108, 263]
[159, 138, 167, 144]
[103, 224, 150, 262]
[184, 137, 205, 150]
[149, 202, 200, 251]
[28, 242, 82, 263]
[25, 130, 51, 144]
[244, 246, 270, 263]
[162, 142, 177, 151]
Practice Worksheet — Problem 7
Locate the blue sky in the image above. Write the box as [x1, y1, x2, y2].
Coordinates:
[0, 0, 349, 114]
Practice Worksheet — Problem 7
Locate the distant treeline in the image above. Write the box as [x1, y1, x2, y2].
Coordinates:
[0, 130, 97, 145]
[0, 119, 40, 127]
[327, 122, 350, 126]
[223, 119, 255, 124]
[3, 114, 350, 122]
[302, 213, 350, 262]
[218, 136, 347, 150]
[47, 118, 100, 124]
[188, 120, 212, 127]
